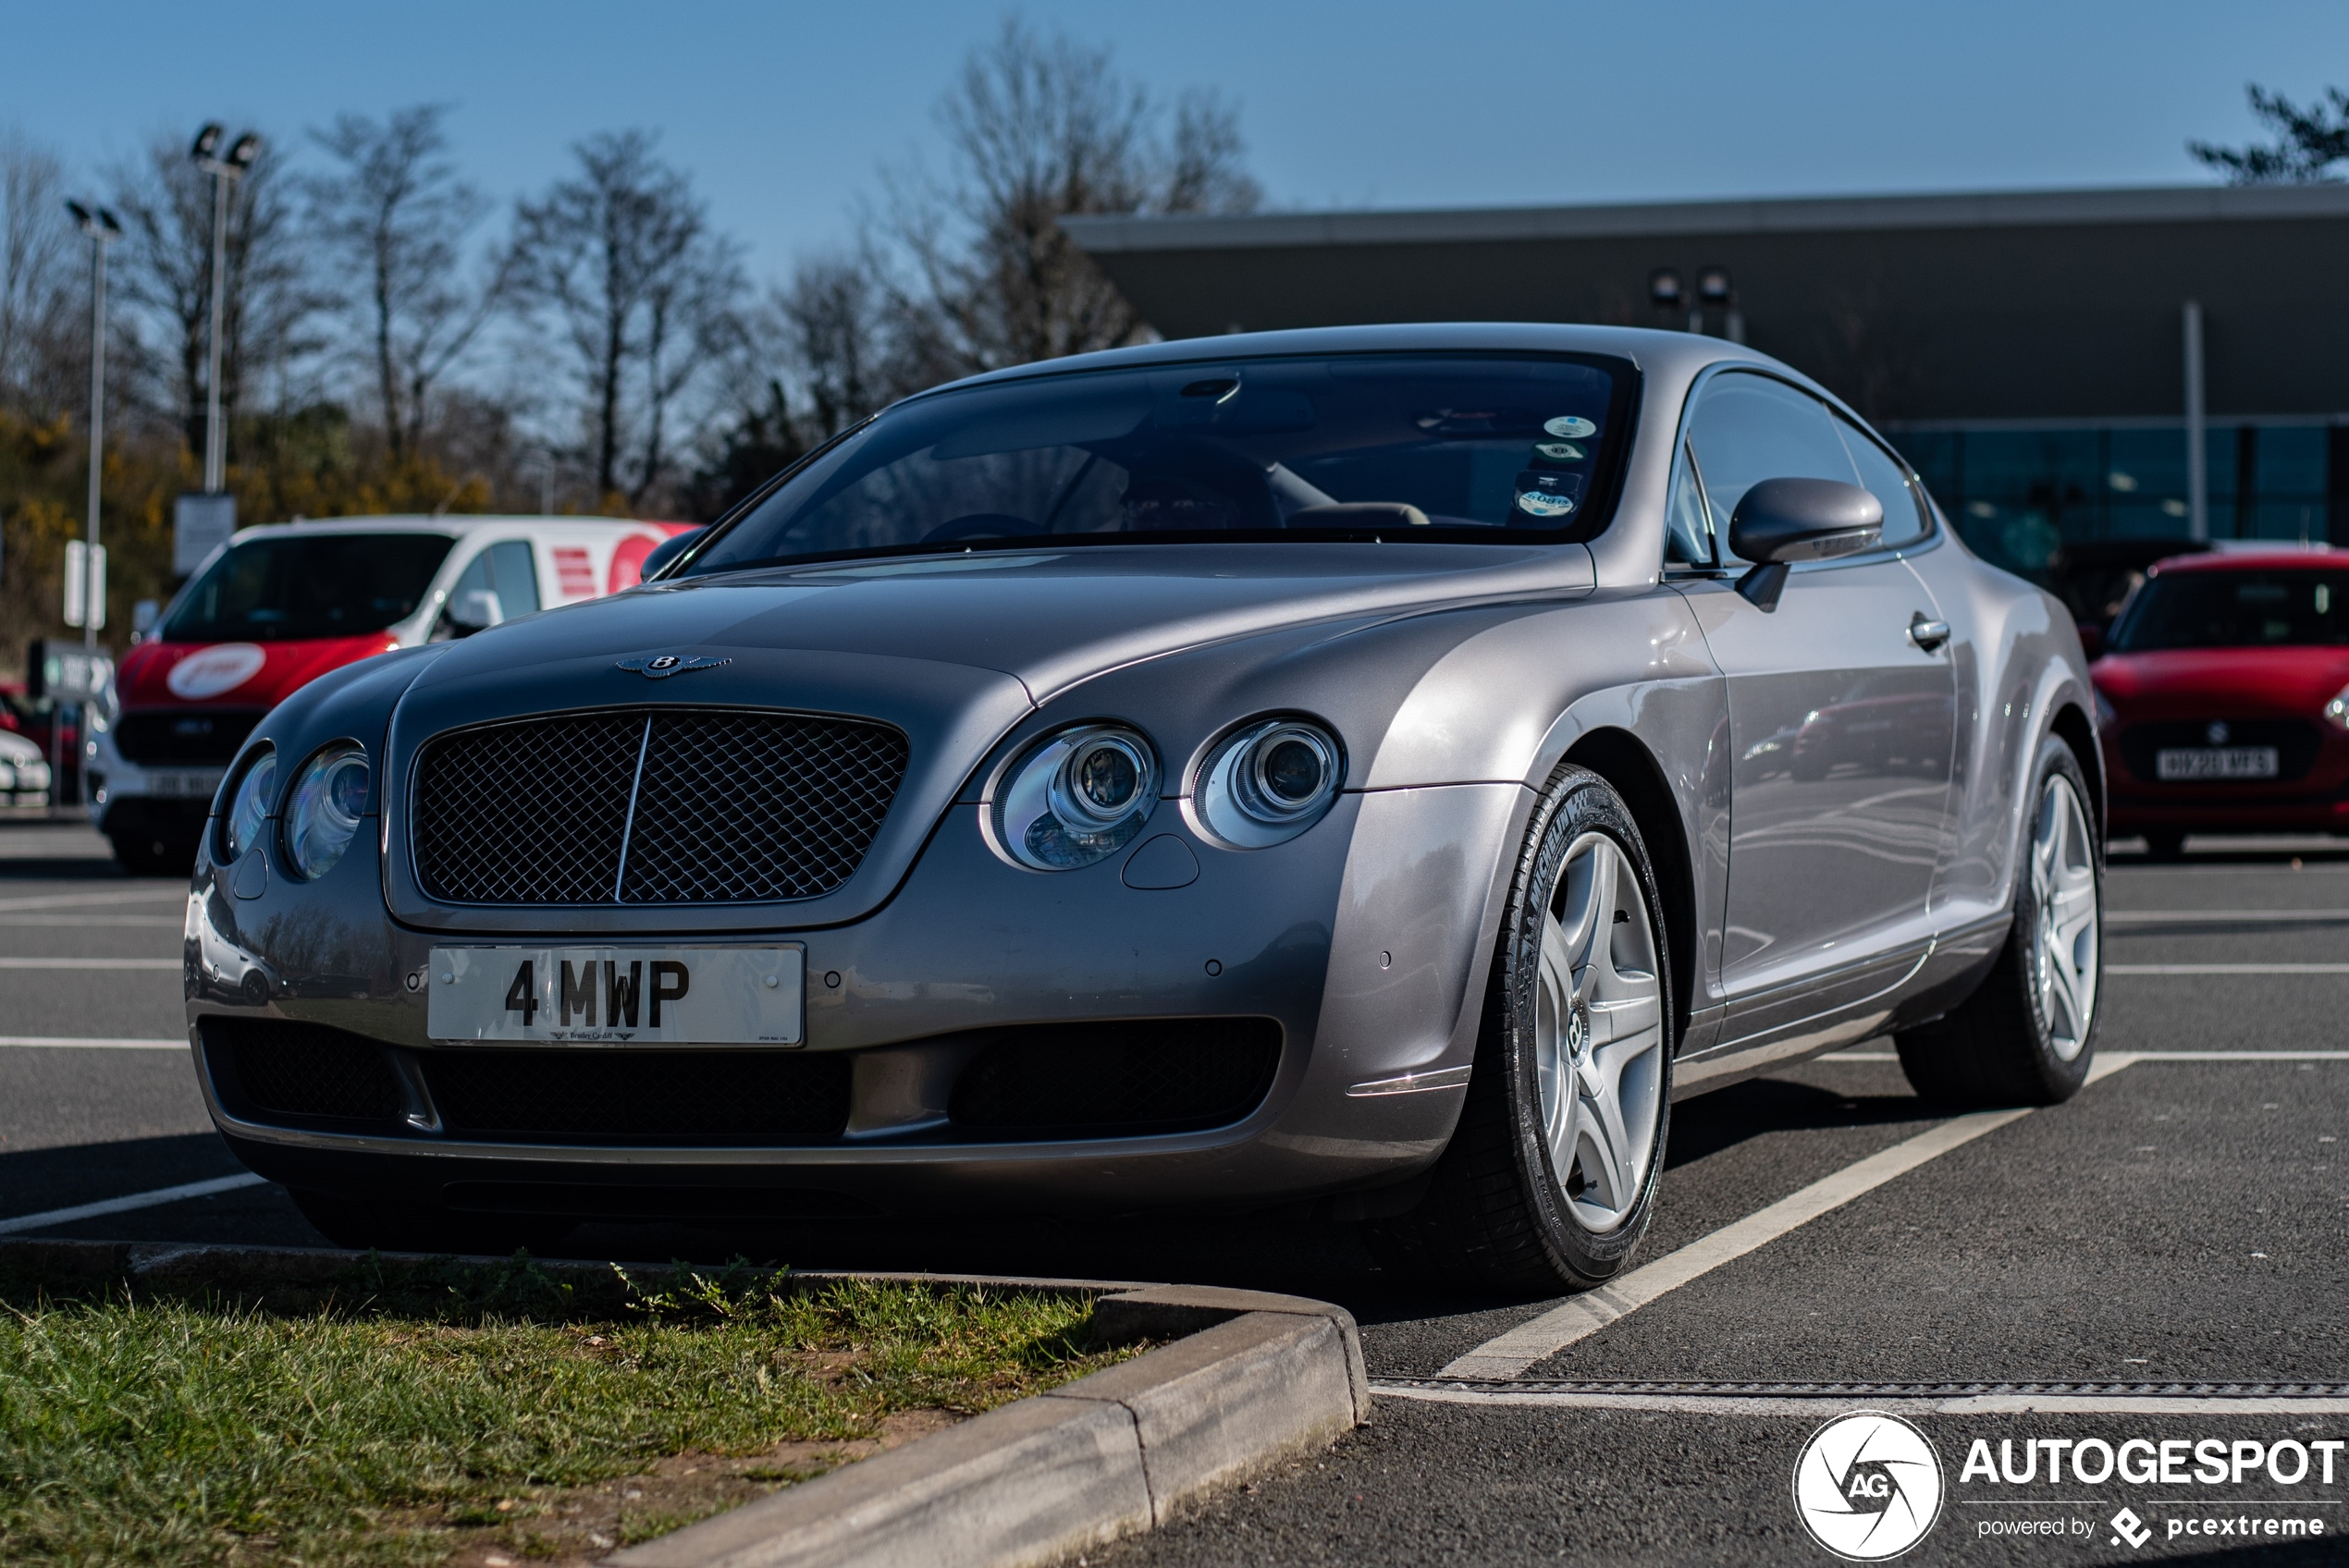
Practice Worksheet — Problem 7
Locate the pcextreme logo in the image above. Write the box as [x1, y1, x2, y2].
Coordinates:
[1792, 1411, 1946, 1561]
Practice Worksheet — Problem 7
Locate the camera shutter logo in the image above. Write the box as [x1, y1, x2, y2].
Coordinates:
[1792, 1411, 1944, 1561]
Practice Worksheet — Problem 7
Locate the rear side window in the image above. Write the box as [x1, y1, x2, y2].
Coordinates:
[2109, 570, 2349, 650]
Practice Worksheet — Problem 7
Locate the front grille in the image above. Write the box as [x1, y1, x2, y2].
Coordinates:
[412, 708, 908, 905]
[204, 1018, 404, 1122]
[421, 1049, 852, 1144]
[949, 1019, 1282, 1136]
[117, 708, 264, 765]
[2118, 718, 2324, 785]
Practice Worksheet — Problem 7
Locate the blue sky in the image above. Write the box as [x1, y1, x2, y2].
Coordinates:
[6, 0, 2348, 283]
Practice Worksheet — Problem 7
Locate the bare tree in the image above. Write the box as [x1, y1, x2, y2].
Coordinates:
[510, 130, 745, 506]
[107, 129, 321, 460]
[0, 129, 77, 418]
[310, 104, 510, 461]
[2191, 84, 2349, 183]
[888, 18, 1261, 376]
[771, 252, 904, 438]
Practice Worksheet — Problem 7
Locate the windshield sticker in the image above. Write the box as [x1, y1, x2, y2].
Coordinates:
[1516, 491, 1578, 519]
[1532, 441, 1588, 464]
[1543, 415, 1597, 439]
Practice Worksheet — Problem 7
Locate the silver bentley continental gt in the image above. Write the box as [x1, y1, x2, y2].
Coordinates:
[184, 325, 2105, 1290]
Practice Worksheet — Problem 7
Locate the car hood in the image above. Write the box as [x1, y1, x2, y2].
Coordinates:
[381, 541, 1593, 935]
[2092, 646, 2349, 714]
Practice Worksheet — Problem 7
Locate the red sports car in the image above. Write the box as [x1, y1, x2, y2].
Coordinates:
[2091, 547, 2349, 854]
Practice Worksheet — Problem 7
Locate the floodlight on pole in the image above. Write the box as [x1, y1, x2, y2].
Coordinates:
[68, 198, 121, 646]
[192, 124, 262, 496]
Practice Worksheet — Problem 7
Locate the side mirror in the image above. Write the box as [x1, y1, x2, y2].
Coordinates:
[637, 527, 707, 582]
[1728, 478, 1884, 611]
[131, 600, 159, 641]
[450, 589, 503, 634]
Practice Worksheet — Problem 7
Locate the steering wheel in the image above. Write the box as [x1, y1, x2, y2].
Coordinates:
[922, 513, 1045, 544]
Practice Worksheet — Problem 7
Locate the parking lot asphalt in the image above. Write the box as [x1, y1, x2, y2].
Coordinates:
[3, 815, 2343, 1564]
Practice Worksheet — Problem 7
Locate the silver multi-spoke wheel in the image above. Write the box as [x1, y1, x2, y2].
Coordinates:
[1533, 831, 1666, 1233]
[2030, 774, 2099, 1060]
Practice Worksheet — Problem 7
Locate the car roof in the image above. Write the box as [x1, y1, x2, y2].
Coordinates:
[223, 514, 663, 544]
[906, 321, 1773, 402]
[2151, 543, 2339, 574]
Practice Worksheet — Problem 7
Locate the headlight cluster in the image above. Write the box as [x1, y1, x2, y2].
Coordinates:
[993, 725, 1160, 870]
[285, 745, 370, 877]
[990, 715, 1343, 870]
[215, 742, 370, 878]
[1193, 718, 1343, 849]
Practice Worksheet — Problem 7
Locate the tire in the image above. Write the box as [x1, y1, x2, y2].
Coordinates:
[112, 832, 197, 877]
[1377, 765, 1676, 1293]
[1897, 736, 2102, 1109]
[289, 1189, 577, 1257]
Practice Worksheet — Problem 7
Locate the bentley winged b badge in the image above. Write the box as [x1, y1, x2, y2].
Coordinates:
[616, 653, 732, 680]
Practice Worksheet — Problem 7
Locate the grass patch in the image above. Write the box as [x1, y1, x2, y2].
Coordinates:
[0, 1256, 1132, 1566]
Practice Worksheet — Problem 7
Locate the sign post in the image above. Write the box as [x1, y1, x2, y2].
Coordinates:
[27, 639, 114, 812]
[174, 492, 236, 575]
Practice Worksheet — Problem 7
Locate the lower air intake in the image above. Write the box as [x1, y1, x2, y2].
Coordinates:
[205, 1018, 404, 1122]
[948, 1018, 1282, 1137]
[420, 1049, 852, 1144]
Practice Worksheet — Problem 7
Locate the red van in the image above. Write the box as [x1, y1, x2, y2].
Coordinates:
[91, 514, 687, 873]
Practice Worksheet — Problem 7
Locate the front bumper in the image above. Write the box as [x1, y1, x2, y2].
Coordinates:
[187, 784, 1519, 1217]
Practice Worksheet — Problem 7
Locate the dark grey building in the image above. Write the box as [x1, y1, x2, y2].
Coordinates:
[1064, 185, 2349, 579]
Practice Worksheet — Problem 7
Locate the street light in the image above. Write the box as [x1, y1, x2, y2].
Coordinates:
[65, 200, 121, 647]
[1695, 266, 1744, 345]
[190, 123, 261, 495]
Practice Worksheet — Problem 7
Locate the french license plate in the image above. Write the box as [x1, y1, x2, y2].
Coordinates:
[426, 946, 804, 1044]
[144, 767, 225, 799]
[2156, 746, 2278, 781]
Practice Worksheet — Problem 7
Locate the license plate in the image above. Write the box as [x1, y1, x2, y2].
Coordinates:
[2156, 746, 2279, 781]
[144, 767, 225, 799]
[426, 946, 804, 1044]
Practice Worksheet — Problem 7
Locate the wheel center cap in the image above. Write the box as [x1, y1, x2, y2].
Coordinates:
[1566, 1000, 1590, 1061]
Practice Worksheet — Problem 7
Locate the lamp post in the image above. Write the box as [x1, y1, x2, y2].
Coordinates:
[1696, 266, 1743, 345]
[190, 124, 261, 494]
[66, 201, 120, 648]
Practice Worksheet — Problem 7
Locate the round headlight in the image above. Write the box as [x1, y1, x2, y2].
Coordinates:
[1194, 718, 1343, 848]
[283, 744, 370, 879]
[993, 725, 1159, 870]
[219, 747, 277, 862]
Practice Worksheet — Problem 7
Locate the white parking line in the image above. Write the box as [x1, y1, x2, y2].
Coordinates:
[0, 1035, 186, 1049]
[0, 889, 186, 913]
[1823, 1049, 2349, 1062]
[1376, 1385, 2349, 1417]
[0, 957, 180, 970]
[2108, 909, 2349, 924]
[0, 1173, 267, 1236]
[2107, 963, 2349, 974]
[1436, 1055, 2135, 1381]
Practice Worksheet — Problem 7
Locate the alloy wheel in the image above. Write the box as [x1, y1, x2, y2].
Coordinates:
[2030, 774, 2100, 1060]
[1533, 831, 1667, 1232]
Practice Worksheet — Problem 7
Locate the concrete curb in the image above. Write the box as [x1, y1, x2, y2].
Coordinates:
[609, 1283, 1370, 1568]
[0, 1240, 1368, 1567]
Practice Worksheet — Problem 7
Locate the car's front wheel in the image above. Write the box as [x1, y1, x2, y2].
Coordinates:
[1896, 735, 2102, 1107]
[1379, 765, 1675, 1293]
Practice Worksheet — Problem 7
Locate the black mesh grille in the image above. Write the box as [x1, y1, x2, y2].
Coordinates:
[949, 1019, 1282, 1136]
[116, 708, 264, 765]
[205, 1018, 404, 1121]
[422, 1049, 852, 1143]
[411, 708, 907, 905]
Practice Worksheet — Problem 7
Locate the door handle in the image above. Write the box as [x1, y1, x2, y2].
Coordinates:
[1907, 614, 1951, 652]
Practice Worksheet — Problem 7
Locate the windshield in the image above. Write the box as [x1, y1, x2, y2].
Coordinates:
[163, 533, 456, 643]
[2108, 569, 2349, 651]
[685, 352, 1634, 573]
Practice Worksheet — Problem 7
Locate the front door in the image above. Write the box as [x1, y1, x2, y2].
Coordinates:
[1674, 373, 1957, 1042]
